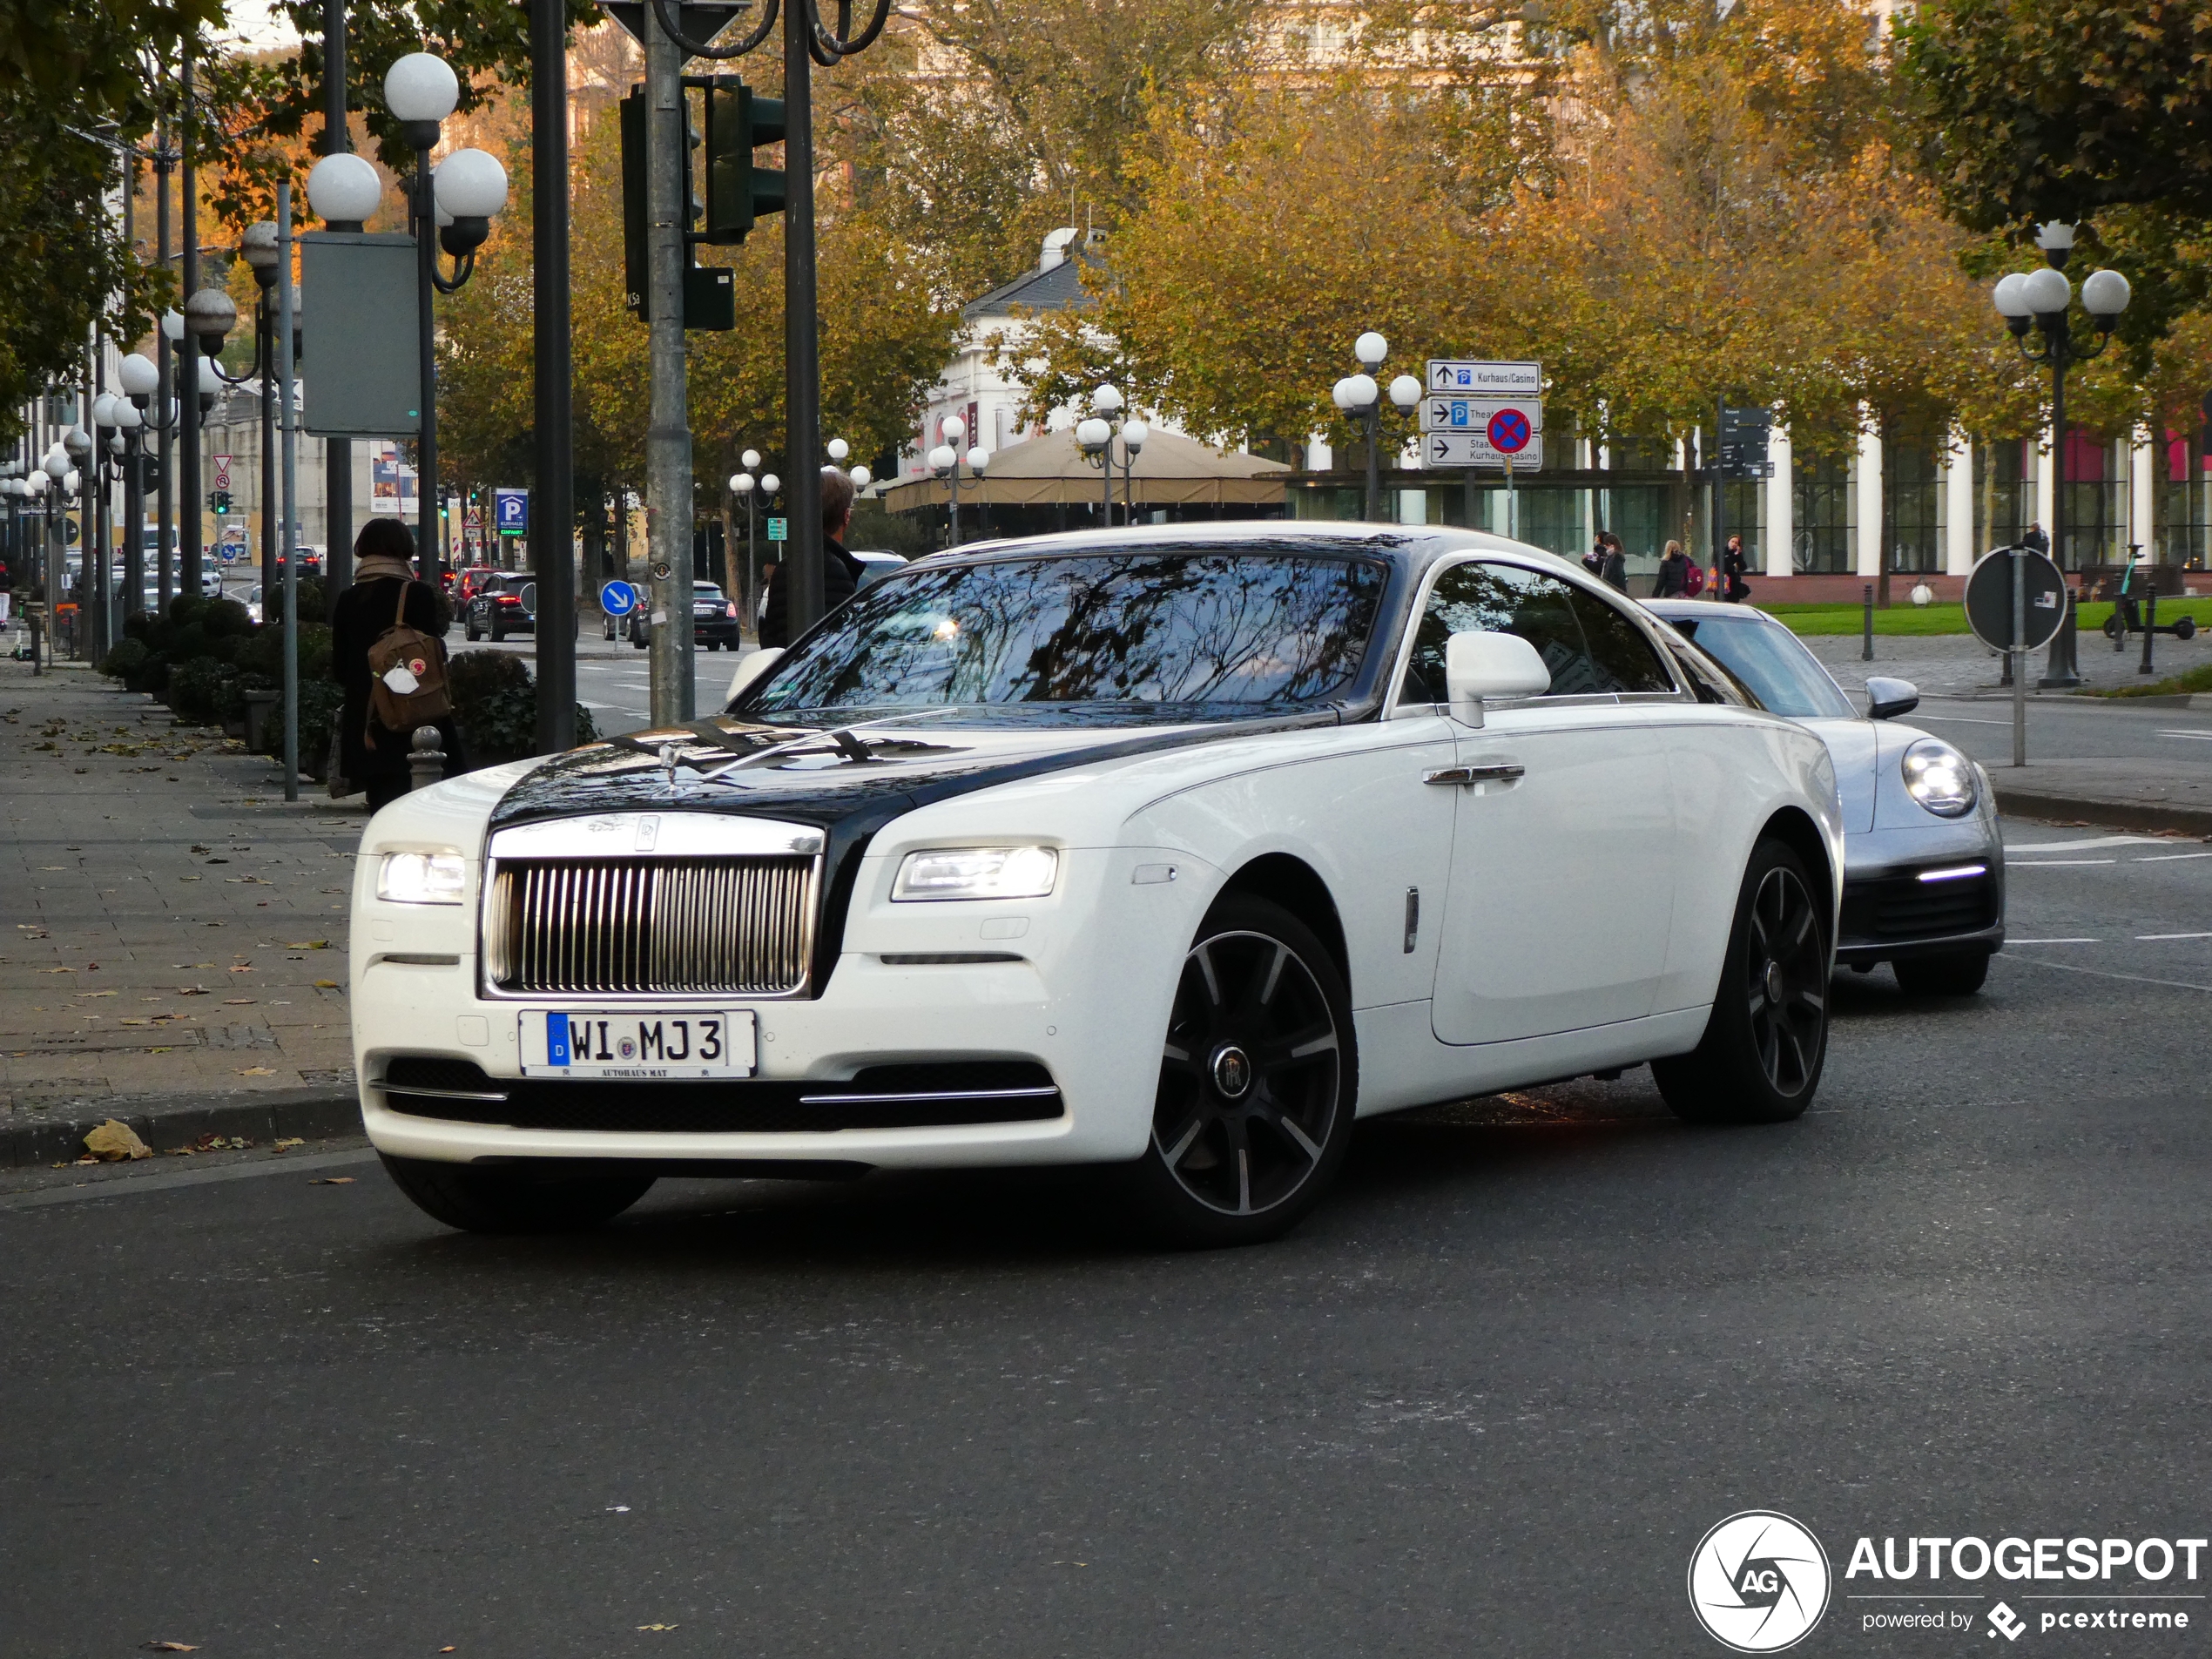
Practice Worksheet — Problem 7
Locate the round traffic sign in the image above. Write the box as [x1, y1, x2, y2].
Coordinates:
[599, 579, 639, 617]
[1964, 545, 2067, 653]
[1487, 407, 1532, 454]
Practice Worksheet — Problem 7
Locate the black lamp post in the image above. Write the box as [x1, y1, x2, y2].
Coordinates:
[380, 51, 508, 584]
[1992, 224, 2130, 691]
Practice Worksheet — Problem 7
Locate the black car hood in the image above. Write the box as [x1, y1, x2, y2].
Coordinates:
[489, 705, 1347, 835]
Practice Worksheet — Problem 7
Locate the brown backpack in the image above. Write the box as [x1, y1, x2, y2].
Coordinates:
[365, 578, 452, 739]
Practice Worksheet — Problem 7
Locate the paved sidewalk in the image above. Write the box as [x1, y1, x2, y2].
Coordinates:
[1, 651, 368, 1164]
[1801, 624, 2212, 698]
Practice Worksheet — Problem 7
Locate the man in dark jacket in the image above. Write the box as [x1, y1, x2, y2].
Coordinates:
[330, 517, 462, 811]
[758, 470, 864, 648]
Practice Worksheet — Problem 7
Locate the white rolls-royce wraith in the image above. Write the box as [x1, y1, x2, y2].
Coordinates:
[352, 525, 1843, 1244]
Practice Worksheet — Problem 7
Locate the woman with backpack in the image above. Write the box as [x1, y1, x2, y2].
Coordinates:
[331, 517, 463, 812]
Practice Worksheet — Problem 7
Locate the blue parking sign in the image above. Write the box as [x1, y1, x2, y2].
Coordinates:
[494, 488, 529, 536]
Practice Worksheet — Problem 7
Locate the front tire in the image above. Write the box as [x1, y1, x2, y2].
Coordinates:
[464, 617, 481, 641]
[379, 1155, 654, 1234]
[1123, 894, 1357, 1247]
[1894, 949, 1990, 997]
[1655, 840, 1830, 1125]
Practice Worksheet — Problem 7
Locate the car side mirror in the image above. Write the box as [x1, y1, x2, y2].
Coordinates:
[1445, 631, 1551, 729]
[1865, 676, 1919, 720]
[726, 646, 785, 706]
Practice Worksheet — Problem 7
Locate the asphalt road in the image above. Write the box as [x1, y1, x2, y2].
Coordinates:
[3, 819, 2207, 1657]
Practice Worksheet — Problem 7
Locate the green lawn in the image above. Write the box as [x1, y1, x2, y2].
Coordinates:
[1757, 600, 2129, 637]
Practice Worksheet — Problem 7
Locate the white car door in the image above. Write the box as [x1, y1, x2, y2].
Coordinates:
[1399, 559, 1683, 1045]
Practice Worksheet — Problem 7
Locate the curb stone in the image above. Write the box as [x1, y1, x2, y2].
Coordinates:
[0, 1082, 361, 1170]
[1989, 786, 2212, 839]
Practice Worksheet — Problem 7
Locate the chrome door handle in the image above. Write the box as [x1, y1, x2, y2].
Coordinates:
[1423, 763, 1525, 787]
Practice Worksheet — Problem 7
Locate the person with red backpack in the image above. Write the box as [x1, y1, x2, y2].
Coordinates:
[330, 517, 463, 811]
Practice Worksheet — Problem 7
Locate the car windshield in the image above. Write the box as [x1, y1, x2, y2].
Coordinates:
[1665, 613, 1855, 718]
[745, 548, 1390, 717]
[695, 585, 724, 599]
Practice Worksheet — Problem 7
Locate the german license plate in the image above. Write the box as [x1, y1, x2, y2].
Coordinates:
[521, 1010, 756, 1079]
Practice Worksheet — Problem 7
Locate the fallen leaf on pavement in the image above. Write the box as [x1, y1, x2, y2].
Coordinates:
[224, 998, 255, 1005]
[177, 987, 207, 995]
[314, 980, 340, 989]
[441, 1649, 456, 1655]
[236, 1066, 276, 1076]
[636, 1626, 678, 1633]
[83, 1120, 152, 1162]
[273, 1137, 305, 1149]
[285, 941, 331, 949]
[309, 1176, 354, 1185]
[143, 1642, 199, 1652]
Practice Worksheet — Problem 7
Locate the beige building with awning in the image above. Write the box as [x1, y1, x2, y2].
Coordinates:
[883, 426, 1290, 516]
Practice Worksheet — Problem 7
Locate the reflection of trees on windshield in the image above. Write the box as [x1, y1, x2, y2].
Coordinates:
[756, 551, 1388, 711]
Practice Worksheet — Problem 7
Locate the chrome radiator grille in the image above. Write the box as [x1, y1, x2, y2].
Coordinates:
[484, 856, 816, 995]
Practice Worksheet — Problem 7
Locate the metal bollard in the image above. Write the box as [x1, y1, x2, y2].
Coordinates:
[1862, 583, 1874, 662]
[408, 725, 445, 793]
[2141, 590, 2158, 676]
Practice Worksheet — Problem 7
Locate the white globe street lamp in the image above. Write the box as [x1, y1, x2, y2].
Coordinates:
[1353, 330, 1388, 368]
[307, 152, 381, 230]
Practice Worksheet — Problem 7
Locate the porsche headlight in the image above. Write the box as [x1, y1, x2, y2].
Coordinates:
[1901, 739, 1977, 818]
[893, 845, 1058, 901]
[376, 851, 469, 905]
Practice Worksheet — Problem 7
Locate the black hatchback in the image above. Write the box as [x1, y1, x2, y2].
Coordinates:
[627, 582, 742, 651]
[464, 574, 536, 642]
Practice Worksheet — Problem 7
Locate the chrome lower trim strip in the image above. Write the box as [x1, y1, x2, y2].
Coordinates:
[795, 1086, 1062, 1106]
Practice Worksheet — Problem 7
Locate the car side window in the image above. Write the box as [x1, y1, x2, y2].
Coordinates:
[1564, 586, 1676, 694]
[1398, 561, 1611, 704]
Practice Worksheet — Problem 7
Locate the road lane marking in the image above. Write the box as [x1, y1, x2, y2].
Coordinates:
[1913, 715, 2014, 726]
[2002, 957, 2212, 994]
[2007, 937, 2101, 944]
[2137, 933, 2212, 941]
[2006, 859, 2116, 866]
[0, 1148, 378, 1213]
[2156, 730, 2212, 741]
[2135, 852, 2212, 861]
[2002, 834, 2169, 852]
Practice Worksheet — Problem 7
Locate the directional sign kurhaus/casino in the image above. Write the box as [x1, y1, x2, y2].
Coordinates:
[1426, 428, 1545, 470]
[1426, 359, 1543, 395]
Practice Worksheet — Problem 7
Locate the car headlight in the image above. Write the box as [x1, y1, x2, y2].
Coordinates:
[377, 851, 469, 905]
[1901, 739, 1977, 818]
[893, 846, 1058, 901]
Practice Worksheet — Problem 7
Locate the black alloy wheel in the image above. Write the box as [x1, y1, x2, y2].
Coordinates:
[1128, 894, 1356, 1246]
[1656, 839, 1830, 1124]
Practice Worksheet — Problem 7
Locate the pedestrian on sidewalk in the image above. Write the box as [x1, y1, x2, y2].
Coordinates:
[331, 517, 463, 812]
[2023, 522, 2049, 555]
[1722, 534, 1751, 604]
[1599, 533, 1629, 594]
[1652, 540, 1691, 599]
[757, 471, 862, 648]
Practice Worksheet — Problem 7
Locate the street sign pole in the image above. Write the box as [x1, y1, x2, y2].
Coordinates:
[1504, 457, 1515, 542]
[2012, 546, 2027, 768]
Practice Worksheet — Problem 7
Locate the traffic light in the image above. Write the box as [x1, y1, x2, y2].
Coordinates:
[703, 78, 784, 243]
[620, 77, 777, 328]
[207, 489, 232, 516]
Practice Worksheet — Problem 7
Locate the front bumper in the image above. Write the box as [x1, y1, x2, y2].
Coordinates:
[1836, 858, 2006, 966]
[352, 845, 1202, 1171]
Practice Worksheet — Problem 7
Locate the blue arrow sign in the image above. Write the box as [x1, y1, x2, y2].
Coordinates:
[599, 579, 640, 617]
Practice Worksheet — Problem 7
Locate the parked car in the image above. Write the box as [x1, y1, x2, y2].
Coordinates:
[354, 524, 1844, 1243]
[1646, 600, 2003, 995]
[853, 550, 908, 587]
[464, 574, 536, 641]
[626, 581, 742, 651]
[455, 565, 501, 606]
